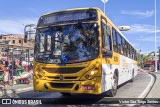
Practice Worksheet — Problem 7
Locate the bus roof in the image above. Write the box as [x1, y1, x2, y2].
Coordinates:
[41, 7, 137, 52]
[42, 7, 98, 16]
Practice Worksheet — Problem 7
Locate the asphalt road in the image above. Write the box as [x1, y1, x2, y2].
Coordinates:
[12, 73, 151, 105]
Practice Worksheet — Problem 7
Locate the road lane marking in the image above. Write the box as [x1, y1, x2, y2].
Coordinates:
[138, 74, 154, 98]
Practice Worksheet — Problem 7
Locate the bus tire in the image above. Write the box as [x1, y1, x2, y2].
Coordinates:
[60, 92, 71, 96]
[130, 70, 134, 83]
[106, 73, 118, 97]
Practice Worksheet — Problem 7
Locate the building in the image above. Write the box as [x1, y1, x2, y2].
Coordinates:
[143, 52, 160, 70]
[0, 34, 34, 46]
[0, 34, 34, 61]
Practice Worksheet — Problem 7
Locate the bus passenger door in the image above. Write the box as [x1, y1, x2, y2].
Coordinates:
[101, 18, 113, 92]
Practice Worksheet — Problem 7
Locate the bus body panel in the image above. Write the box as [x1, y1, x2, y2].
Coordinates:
[33, 7, 138, 95]
[33, 58, 103, 94]
[101, 53, 138, 93]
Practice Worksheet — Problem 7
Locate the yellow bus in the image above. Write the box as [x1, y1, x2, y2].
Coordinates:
[32, 7, 138, 97]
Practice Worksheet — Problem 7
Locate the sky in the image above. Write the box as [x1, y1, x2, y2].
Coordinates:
[0, 0, 159, 54]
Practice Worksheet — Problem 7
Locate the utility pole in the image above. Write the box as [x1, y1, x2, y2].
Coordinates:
[158, 47, 160, 70]
[154, 0, 157, 72]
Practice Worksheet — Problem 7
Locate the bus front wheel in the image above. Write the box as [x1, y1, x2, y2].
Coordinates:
[106, 73, 118, 97]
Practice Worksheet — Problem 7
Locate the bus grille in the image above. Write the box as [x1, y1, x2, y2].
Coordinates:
[42, 67, 84, 74]
[47, 76, 77, 80]
[50, 83, 74, 89]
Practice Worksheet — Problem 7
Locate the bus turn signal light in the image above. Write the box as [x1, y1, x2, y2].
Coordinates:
[82, 85, 95, 90]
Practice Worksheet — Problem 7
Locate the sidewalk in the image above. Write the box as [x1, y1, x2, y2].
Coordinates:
[146, 72, 160, 98]
[0, 81, 33, 97]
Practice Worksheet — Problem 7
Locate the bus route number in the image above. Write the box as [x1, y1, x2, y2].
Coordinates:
[114, 56, 118, 62]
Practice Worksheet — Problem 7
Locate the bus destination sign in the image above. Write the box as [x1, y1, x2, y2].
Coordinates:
[38, 9, 97, 26]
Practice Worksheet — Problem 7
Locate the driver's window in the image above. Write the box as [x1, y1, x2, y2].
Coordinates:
[102, 22, 112, 57]
[102, 23, 108, 51]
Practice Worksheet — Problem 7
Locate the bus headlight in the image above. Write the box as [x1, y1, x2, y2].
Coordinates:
[91, 70, 95, 75]
[83, 70, 98, 80]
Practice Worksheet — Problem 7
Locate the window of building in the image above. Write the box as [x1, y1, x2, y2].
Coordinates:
[0, 36, 2, 39]
[12, 40, 15, 44]
[19, 40, 21, 43]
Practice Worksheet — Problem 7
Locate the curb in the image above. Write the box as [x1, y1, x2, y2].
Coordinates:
[138, 73, 155, 98]
[0, 87, 33, 97]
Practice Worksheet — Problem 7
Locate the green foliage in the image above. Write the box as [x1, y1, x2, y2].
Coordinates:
[137, 51, 154, 67]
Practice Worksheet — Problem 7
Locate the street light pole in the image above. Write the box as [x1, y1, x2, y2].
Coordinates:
[104, 2, 106, 15]
[154, 0, 157, 72]
[24, 24, 36, 70]
[158, 47, 160, 70]
[101, 0, 108, 15]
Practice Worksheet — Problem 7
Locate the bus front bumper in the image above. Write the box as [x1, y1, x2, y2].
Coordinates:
[33, 77, 102, 94]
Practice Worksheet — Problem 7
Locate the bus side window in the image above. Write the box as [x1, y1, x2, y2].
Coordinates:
[117, 33, 122, 54]
[102, 22, 106, 48]
[129, 46, 131, 58]
[106, 26, 112, 51]
[123, 40, 127, 56]
[131, 48, 134, 59]
[132, 48, 134, 59]
[121, 38, 125, 55]
[102, 23, 112, 57]
[126, 43, 129, 57]
[130, 46, 132, 58]
[135, 51, 137, 60]
[112, 28, 118, 53]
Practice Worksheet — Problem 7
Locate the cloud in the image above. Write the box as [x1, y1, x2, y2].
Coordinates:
[0, 17, 38, 34]
[121, 10, 154, 18]
[139, 35, 160, 42]
[125, 24, 160, 34]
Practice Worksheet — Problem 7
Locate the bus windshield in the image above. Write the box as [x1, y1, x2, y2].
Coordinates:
[34, 23, 99, 64]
